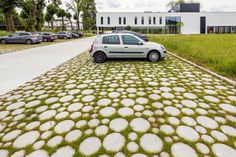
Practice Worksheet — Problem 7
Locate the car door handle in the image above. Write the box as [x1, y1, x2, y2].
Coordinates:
[104, 46, 108, 48]
[124, 46, 128, 48]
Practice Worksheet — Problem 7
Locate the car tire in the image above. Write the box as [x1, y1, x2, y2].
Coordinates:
[64, 36, 67, 39]
[94, 52, 107, 63]
[0, 39, 7, 44]
[26, 39, 32, 45]
[43, 38, 48, 42]
[148, 51, 160, 62]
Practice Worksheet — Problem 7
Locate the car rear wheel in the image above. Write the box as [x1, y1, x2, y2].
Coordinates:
[64, 36, 67, 39]
[26, 39, 32, 45]
[43, 38, 48, 42]
[0, 39, 7, 44]
[94, 52, 106, 63]
[148, 51, 160, 62]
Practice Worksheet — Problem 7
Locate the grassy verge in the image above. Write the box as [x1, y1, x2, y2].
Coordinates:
[149, 34, 236, 81]
[0, 31, 11, 36]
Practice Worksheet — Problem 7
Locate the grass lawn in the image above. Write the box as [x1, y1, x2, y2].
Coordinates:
[149, 34, 236, 81]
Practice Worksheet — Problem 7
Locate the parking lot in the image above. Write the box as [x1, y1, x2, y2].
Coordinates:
[0, 52, 235, 157]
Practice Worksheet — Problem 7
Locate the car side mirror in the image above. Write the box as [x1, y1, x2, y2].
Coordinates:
[138, 41, 143, 45]
[8, 35, 12, 37]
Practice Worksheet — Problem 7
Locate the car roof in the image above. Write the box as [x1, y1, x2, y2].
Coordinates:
[99, 33, 137, 37]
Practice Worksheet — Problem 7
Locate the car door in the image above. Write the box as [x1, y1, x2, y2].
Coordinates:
[121, 35, 146, 58]
[7, 33, 19, 43]
[18, 33, 29, 43]
[102, 35, 124, 58]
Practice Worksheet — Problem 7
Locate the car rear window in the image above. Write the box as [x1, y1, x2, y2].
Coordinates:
[102, 35, 120, 45]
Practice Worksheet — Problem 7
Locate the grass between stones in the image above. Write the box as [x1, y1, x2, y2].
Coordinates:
[0, 51, 235, 157]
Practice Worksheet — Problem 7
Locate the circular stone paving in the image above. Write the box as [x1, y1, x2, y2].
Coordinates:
[109, 118, 128, 132]
[130, 118, 150, 133]
[219, 103, 236, 114]
[13, 131, 40, 148]
[176, 126, 200, 142]
[97, 99, 112, 106]
[103, 133, 125, 152]
[54, 120, 74, 134]
[171, 143, 198, 157]
[51, 146, 75, 157]
[197, 116, 218, 129]
[212, 143, 236, 157]
[79, 137, 101, 156]
[121, 99, 135, 106]
[99, 107, 116, 117]
[140, 134, 163, 153]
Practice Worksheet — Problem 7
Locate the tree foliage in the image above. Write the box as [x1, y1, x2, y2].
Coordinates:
[0, 0, 23, 32]
[81, 0, 96, 30]
[57, 8, 66, 30]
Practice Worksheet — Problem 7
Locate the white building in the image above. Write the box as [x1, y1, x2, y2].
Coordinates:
[96, 4, 236, 34]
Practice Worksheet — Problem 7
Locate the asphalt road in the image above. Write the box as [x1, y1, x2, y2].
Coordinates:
[0, 36, 96, 95]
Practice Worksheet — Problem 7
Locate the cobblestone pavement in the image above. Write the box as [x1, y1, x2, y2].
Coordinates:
[0, 52, 236, 157]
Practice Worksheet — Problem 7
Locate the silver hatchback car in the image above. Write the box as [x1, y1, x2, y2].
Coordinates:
[89, 33, 166, 63]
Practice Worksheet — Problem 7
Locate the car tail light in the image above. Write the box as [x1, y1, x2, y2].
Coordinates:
[89, 44, 93, 53]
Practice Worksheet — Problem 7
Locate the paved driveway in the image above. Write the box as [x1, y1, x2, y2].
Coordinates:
[0, 52, 235, 157]
[0, 36, 96, 95]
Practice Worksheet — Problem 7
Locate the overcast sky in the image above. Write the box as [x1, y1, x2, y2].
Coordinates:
[94, 0, 236, 12]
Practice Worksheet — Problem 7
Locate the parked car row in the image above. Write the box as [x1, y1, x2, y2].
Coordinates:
[0, 31, 84, 45]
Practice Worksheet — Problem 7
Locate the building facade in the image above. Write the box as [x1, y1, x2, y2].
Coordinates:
[96, 12, 236, 34]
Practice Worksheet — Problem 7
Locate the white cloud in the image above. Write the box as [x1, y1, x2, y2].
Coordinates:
[95, 0, 236, 12]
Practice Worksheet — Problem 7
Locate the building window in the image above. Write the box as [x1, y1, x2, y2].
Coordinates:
[101, 17, 103, 25]
[149, 17, 151, 25]
[141, 17, 144, 25]
[165, 16, 181, 34]
[107, 17, 110, 25]
[153, 17, 156, 25]
[159, 17, 162, 25]
[119, 17, 122, 25]
[134, 17, 137, 25]
[123, 17, 126, 25]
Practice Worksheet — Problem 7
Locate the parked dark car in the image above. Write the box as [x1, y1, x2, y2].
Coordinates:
[39, 32, 57, 42]
[112, 30, 149, 41]
[70, 32, 80, 39]
[72, 32, 84, 37]
[56, 32, 72, 39]
[0, 32, 41, 44]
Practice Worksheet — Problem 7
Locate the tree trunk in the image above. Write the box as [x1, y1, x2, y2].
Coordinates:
[62, 17, 65, 31]
[50, 19, 54, 30]
[70, 20, 73, 30]
[4, 9, 15, 32]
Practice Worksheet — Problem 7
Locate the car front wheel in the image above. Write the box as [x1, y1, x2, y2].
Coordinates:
[26, 39, 33, 45]
[148, 51, 160, 62]
[94, 52, 106, 63]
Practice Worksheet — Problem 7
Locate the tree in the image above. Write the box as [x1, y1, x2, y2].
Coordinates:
[176, 21, 184, 34]
[35, 0, 46, 31]
[166, 0, 185, 9]
[57, 8, 66, 31]
[0, 0, 23, 32]
[20, 0, 46, 32]
[46, 4, 58, 30]
[81, 0, 96, 31]
[67, 0, 82, 30]
[126, 25, 132, 31]
[45, 13, 52, 28]
[66, 12, 73, 30]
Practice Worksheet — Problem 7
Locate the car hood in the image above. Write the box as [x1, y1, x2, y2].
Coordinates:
[145, 41, 162, 47]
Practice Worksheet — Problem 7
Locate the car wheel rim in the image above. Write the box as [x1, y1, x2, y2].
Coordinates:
[150, 53, 158, 61]
[96, 54, 104, 62]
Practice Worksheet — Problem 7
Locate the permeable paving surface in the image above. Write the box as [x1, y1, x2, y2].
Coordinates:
[0, 52, 236, 157]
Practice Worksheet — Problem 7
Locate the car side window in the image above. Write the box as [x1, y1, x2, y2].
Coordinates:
[122, 35, 140, 45]
[102, 35, 120, 45]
